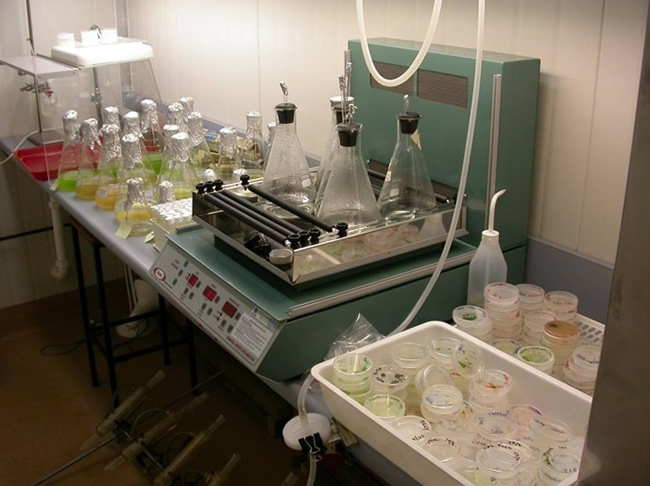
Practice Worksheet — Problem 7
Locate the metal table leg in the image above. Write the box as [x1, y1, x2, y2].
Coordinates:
[71, 226, 99, 387]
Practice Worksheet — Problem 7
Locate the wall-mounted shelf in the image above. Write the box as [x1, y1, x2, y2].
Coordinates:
[0, 55, 79, 79]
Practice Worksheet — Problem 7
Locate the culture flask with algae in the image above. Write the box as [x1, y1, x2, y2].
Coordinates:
[75, 118, 101, 200]
[95, 124, 122, 210]
[157, 132, 199, 200]
[55, 110, 82, 192]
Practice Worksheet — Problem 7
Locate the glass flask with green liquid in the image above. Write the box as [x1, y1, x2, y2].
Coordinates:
[54, 110, 82, 192]
[75, 118, 101, 200]
[187, 112, 217, 174]
[140, 99, 164, 175]
[95, 124, 122, 210]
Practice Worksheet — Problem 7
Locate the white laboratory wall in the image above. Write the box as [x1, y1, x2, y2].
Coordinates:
[0, 0, 124, 309]
[127, 0, 648, 266]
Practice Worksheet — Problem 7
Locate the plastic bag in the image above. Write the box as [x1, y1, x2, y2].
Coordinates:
[324, 313, 385, 360]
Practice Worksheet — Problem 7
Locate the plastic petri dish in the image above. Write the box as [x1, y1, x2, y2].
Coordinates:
[469, 395, 509, 415]
[484, 282, 520, 307]
[363, 394, 406, 421]
[569, 344, 601, 374]
[516, 284, 545, 305]
[392, 415, 432, 444]
[507, 404, 542, 435]
[476, 442, 522, 480]
[423, 436, 460, 466]
[452, 341, 485, 379]
[332, 373, 372, 394]
[391, 342, 429, 373]
[348, 386, 374, 404]
[500, 439, 534, 467]
[453, 305, 491, 329]
[414, 364, 453, 396]
[490, 339, 521, 356]
[476, 411, 519, 442]
[470, 369, 513, 403]
[429, 337, 461, 368]
[529, 415, 572, 444]
[543, 321, 580, 345]
[544, 290, 579, 312]
[372, 364, 409, 395]
[333, 353, 373, 382]
[516, 346, 555, 372]
[435, 401, 477, 442]
[420, 384, 464, 419]
[539, 448, 580, 484]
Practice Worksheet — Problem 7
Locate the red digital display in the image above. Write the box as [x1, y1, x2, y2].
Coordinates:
[203, 286, 217, 302]
[187, 274, 199, 287]
[222, 301, 237, 318]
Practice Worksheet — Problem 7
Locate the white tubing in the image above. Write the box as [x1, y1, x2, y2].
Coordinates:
[297, 374, 314, 430]
[389, 0, 486, 336]
[355, 0, 443, 87]
[488, 189, 506, 232]
[306, 454, 318, 486]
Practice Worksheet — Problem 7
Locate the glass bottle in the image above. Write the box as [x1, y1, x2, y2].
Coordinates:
[179, 96, 194, 122]
[315, 96, 352, 211]
[377, 112, 436, 221]
[114, 135, 153, 233]
[55, 110, 82, 192]
[317, 123, 379, 229]
[140, 99, 164, 174]
[158, 132, 199, 200]
[216, 126, 243, 184]
[167, 102, 187, 132]
[75, 118, 102, 200]
[260, 102, 315, 214]
[240, 111, 265, 177]
[103, 106, 121, 129]
[187, 111, 217, 173]
[95, 124, 122, 210]
[123, 111, 156, 184]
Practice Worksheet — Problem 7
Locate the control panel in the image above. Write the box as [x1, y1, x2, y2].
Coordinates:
[152, 245, 279, 370]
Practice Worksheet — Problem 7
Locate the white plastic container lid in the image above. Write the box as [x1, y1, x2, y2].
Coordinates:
[484, 282, 520, 306]
[333, 353, 373, 382]
[392, 415, 432, 444]
[420, 384, 464, 418]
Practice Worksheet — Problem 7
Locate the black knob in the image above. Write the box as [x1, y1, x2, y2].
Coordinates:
[195, 183, 206, 195]
[299, 230, 310, 246]
[335, 222, 348, 238]
[240, 174, 250, 186]
[309, 228, 321, 244]
[288, 234, 301, 249]
[205, 181, 216, 193]
[214, 179, 224, 191]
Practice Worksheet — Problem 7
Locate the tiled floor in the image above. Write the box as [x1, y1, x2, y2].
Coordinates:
[0, 281, 297, 485]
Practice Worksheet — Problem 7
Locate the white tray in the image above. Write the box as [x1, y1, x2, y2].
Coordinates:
[312, 321, 592, 486]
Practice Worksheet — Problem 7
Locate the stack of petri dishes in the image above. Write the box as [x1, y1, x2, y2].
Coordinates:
[538, 448, 581, 485]
[452, 305, 493, 342]
[372, 364, 409, 401]
[542, 321, 581, 377]
[475, 441, 523, 482]
[420, 384, 464, 423]
[392, 415, 433, 446]
[562, 344, 601, 395]
[391, 342, 430, 413]
[517, 283, 545, 313]
[484, 283, 522, 340]
[521, 310, 558, 346]
[363, 394, 406, 422]
[516, 346, 555, 374]
[526, 414, 573, 451]
[543, 290, 579, 322]
[332, 353, 373, 403]
[468, 369, 513, 413]
[423, 436, 461, 469]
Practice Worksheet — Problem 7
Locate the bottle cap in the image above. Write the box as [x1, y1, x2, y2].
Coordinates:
[100, 124, 121, 160]
[158, 181, 175, 203]
[275, 102, 297, 124]
[122, 111, 142, 138]
[80, 118, 99, 144]
[103, 106, 120, 128]
[336, 122, 361, 147]
[398, 112, 421, 134]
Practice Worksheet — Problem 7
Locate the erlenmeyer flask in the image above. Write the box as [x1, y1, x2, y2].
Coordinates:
[140, 99, 164, 175]
[103, 106, 121, 130]
[315, 96, 353, 211]
[240, 111, 264, 178]
[378, 112, 436, 221]
[158, 132, 199, 200]
[114, 135, 154, 235]
[55, 110, 82, 192]
[179, 96, 194, 122]
[167, 102, 187, 133]
[95, 124, 122, 210]
[158, 124, 180, 182]
[317, 123, 379, 229]
[187, 112, 216, 174]
[75, 118, 101, 200]
[260, 102, 315, 214]
[216, 126, 243, 184]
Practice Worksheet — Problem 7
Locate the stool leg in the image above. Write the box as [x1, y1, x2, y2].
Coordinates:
[159, 295, 171, 365]
[186, 318, 198, 392]
[72, 227, 99, 387]
[93, 244, 118, 405]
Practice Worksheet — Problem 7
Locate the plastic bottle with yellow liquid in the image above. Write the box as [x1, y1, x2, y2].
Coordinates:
[75, 118, 101, 200]
[95, 124, 122, 210]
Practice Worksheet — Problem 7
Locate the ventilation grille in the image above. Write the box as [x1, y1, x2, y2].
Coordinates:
[369, 62, 414, 95]
[417, 70, 468, 108]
